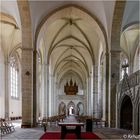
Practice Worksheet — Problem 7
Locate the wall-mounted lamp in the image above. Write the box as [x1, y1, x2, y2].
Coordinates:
[25, 71, 31, 76]
[111, 73, 115, 78]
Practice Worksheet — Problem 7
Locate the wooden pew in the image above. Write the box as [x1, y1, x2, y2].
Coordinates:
[0, 118, 15, 135]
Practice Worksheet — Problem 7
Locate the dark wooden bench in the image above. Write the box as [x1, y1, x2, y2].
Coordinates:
[0, 119, 15, 135]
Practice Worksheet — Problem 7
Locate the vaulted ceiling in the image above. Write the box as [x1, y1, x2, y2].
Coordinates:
[121, 24, 139, 62]
[36, 6, 107, 87]
[0, 0, 139, 87]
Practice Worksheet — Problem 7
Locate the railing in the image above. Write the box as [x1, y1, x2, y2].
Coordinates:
[118, 70, 140, 92]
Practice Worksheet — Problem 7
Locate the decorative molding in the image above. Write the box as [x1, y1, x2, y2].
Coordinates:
[58, 95, 84, 100]
[25, 71, 31, 76]
[0, 12, 18, 28]
[118, 70, 140, 92]
[22, 48, 33, 51]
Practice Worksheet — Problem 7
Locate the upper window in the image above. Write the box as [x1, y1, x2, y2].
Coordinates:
[133, 47, 140, 72]
[10, 56, 19, 99]
[120, 53, 129, 80]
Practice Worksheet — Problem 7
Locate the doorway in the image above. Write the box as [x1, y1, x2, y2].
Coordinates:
[120, 95, 133, 130]
[67, 101, 75, 116]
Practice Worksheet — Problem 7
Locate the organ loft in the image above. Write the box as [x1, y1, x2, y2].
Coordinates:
[64, 79, 78, 95]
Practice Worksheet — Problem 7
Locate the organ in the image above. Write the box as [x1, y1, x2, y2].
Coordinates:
[64, 79, 78, 95]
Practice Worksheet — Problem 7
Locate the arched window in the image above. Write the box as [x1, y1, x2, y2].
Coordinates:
[120, 53, 129, 80]
[10, 56, 19, 99]
[133, 47, 140, 72]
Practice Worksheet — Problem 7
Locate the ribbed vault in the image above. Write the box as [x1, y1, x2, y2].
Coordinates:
[121, 24, 140, 62]
[37, 6, 106, 90]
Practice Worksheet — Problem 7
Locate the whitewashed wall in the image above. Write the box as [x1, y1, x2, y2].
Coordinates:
[9, 99, 22, 117]
[0, 47, 5, 118]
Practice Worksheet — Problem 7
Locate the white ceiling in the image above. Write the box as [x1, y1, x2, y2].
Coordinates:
[0, 0, 139, 86]
[28, 1, 115, 37]
[122, 0, 140, 31]
[1, 0, 139, 38]
[37, 6, 105, 86]
[1, 0, 21, 28]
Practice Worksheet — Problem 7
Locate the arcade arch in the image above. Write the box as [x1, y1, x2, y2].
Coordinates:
[120, 95, 133, 130]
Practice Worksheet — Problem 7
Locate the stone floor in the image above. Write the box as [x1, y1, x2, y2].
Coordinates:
[1, 120, 133, 140]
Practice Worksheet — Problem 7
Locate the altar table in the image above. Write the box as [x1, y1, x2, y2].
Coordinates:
[58, 122, 84, 139]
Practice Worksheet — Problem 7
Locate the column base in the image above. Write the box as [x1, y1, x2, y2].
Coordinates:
[110, 120, 116, 128]
[21, 124, 33, 128]
[105, 121, 109, 127]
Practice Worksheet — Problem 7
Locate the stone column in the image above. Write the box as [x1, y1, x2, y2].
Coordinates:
[17, 0, 34, 128]
[85, 79, 88, 114]
[110, 51, 121, 127]
[138, 103, 140, 135]
[133, 87, 140, 135]
[90, 72, 94, 118]
[50, 75, 54, 116]
[46, 64, 50, 117]
[93, 65, 98, 118]
[86, 78, 90, 115]
[21, 48, 33, 128]
[55, 81, 58, 115]
[110, 0, 125, 127]
[53, 78, 57, 115]
[105, 52, 109, 126]
[98, 64, 102, 119]
[84, 84, 87, 115]
[5, 59, 9, 119]
[36, 55, 41, 120]
[133, 104, 139, 135]
[33, 50, 37, 126]
[54, 78, 57, 115]
[100, 56, 106, 120]
[87, 76, 92, 115]
[40, 64, 44, 118]
[43, 64, 47, 117]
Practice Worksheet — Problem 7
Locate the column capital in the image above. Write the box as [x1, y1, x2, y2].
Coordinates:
[105, 52, 109, 56]
[110, 50, 122, 54]
[22, 47, 34, 51]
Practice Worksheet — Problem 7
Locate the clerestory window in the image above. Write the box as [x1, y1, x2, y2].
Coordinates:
[10, 57, 19, 99]
[121, 58, 129, 80]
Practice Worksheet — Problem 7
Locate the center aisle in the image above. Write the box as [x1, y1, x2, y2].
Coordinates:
[40, 132, 100, 139]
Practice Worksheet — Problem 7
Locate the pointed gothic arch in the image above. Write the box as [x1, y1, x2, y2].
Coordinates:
[67, 101, 75, 116]
[77, 102, 84, 116]
[59, 102, 66, 115]
[120, 95, 133, 130]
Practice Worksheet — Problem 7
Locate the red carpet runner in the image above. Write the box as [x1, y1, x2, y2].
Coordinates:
[40, 132, 100, 139]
